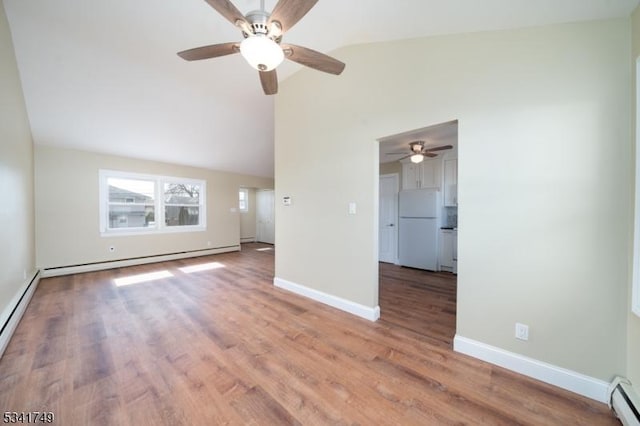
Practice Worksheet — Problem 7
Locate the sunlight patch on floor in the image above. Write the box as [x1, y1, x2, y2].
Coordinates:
[114, 270, 174, 287]
[255, 247, 273, 251]
[179, 262, 225, 274]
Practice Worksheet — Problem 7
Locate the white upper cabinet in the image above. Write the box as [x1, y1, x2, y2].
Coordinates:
[421, 159, 442, 189]
[402, 162, 423, 190]
[444, 158, 458, 206]
[402, 159, 442, 190]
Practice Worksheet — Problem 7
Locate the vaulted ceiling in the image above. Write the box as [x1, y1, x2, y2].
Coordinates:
[4, 0, 638, 177]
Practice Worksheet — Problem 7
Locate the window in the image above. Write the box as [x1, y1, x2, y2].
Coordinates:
[99, 170, 206, 235]
[239, 188, 249, 212]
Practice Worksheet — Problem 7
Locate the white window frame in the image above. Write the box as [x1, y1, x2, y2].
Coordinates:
[99, 169, 206, 236]
[633, 58, 640, 317]
[239, 188, 249, 213]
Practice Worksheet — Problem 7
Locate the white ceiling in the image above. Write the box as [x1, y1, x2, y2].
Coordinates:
[4, 0, 638, 177]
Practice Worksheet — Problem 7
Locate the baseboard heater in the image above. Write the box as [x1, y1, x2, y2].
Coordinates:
[0, 271, 40, 358]
[609, 377, 640, 426]
[42, 245, 240, 277]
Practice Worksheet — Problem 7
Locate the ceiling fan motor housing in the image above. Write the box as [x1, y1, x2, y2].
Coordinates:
[410, 141, 425, 153]
[243, 10, 282, 42]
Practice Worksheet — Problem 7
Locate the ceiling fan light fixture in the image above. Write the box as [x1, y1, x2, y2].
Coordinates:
[240, 35, 284, 71]
[410, 154, 424, 164]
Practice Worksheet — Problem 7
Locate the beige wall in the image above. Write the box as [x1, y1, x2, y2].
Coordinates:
[240, 187, 257, 241]
[0, 3, 35, 322]
[35, 146, 273, 268]
[629, 4, 640, 390]
[276, 19, 630, 380]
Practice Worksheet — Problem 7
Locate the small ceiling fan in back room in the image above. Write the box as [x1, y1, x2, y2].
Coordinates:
[387, 141, 453, 164]
[177, 0, 346, 95]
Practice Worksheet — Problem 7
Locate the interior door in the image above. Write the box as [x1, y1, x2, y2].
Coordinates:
[256, 189, 275, 244]
[379, 174, 399, 263]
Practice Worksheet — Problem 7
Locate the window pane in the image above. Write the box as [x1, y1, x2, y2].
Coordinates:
[165, 206, 199, 226]
[164, 183, 200, 205]
[108, 178, 155, 203]
[109, 205, 155, 228]
[239, 189, 248, 211]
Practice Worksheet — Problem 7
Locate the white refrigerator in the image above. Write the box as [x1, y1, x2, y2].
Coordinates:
[398, 189, 440, 271]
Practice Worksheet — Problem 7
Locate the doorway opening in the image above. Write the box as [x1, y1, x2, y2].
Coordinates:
[377, 120, 458, 347]
[239, 187, 275, 246]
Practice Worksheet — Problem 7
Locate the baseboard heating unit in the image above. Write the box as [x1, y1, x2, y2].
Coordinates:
[609, 377, 640, 426]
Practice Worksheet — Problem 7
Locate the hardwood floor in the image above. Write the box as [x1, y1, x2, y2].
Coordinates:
[379, 262, 457, 347]
[0, 243, 617, 425]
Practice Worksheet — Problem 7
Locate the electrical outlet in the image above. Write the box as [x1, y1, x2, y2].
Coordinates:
[515, 323, 529, 341]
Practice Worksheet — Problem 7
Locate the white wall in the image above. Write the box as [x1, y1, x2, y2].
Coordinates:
[276, 19, 630, 381]
[0, 2, 35, 325]
[35, 146, 273, 269]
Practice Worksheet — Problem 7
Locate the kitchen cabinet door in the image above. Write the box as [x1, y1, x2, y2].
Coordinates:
[444, 159, 457, 206]
[439, 230, 454, 270]
[402, 162, 422, 190]
[420, 159, 442, 189]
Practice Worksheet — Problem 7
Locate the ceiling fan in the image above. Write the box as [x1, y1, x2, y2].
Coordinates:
[387, 141, 453, 163]
[177, 0, 346, 95]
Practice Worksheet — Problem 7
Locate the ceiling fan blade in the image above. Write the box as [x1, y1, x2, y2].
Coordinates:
[177, 42, 239, 61]
[425, 152, 438, 158]
[396, 154, 412, 161]
[386, 152, 410, 155]
[423, 144, 453, 152]
[268, 0, 318, 34]
[259, 70, 278, 95]
[203, 0, 248, 27]
[282, 44, 345, 75]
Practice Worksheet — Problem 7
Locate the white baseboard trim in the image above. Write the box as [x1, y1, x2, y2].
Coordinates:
[41, 246, 240, 277]
[273, 277, 380, 322]
[240, 237, 256, 243]
[453, 335, 610, 403]
[0, 270, 41, 358]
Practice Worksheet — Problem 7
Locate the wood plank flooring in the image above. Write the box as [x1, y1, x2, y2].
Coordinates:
[379, 263, 457, 347]
[0, 243, 617, 425]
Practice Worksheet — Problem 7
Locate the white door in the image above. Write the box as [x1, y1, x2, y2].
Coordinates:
[379, 174, 399, 263]
[256, 189, 275, 244]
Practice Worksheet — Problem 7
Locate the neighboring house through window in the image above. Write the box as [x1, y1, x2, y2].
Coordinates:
[99, 170, 206, 235]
